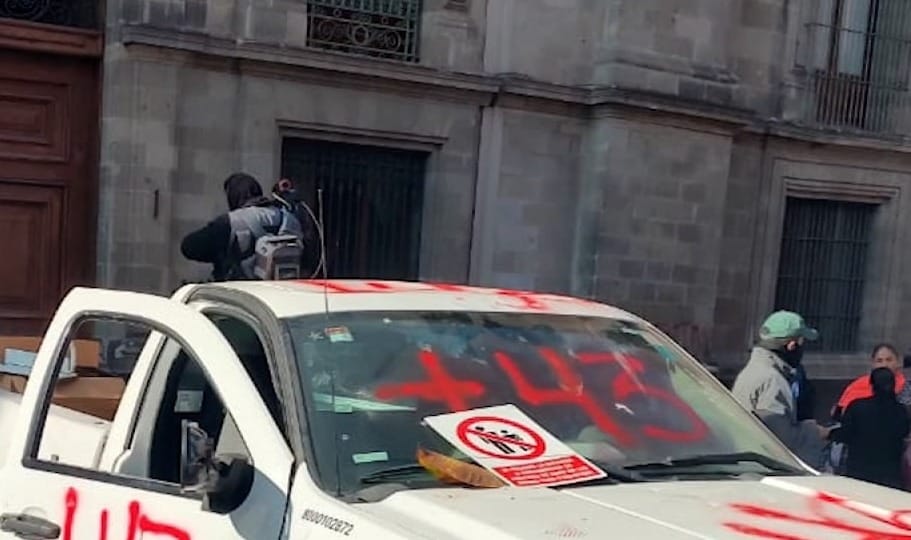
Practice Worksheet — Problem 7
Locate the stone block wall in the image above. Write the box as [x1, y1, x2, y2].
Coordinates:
[99, 53, 484, 291]
[711, 134, 765, 365]
[475, 109, 585, 293]
[96, 44, 182, 293]
[585, 116, 732, 344]
[113, 0, 487, 72]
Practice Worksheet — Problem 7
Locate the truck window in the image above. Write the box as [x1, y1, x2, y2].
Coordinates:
[23, 317, 145, 469]
[26, 316, 251, 495]
[204, 313, 284, 436]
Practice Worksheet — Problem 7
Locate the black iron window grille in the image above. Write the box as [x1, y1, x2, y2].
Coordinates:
[799, 0, 911, 135]
[280, 138, 427, 280]
[774, 197, 876, 352]
[0, 0, 99, 29]
[306, 0, 422, 62]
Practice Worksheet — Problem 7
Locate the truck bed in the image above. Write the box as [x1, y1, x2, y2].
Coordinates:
[0, 388, 112, 469]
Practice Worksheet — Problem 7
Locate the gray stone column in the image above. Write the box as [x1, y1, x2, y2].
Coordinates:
[97, 45, 180, 293]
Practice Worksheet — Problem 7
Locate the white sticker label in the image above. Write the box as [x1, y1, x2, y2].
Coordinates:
[326, 327, 354, 343]
[175, 390, 204, 413]
[423, 404, 607, 488]
[352, 451, 389, 464]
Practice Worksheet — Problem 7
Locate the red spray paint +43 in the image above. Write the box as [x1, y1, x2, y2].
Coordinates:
[310, 280, 708, 446]
[64, 487, 190, 540]
[375, 348, 709, 447]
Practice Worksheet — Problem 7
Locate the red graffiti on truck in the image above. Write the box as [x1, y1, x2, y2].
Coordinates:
[374, 350, 486, 411]
[64, 487, 190, 540]
[374, 348, 709, 448]
[296, 280, 600, 312]
[724, 489, 911, 539]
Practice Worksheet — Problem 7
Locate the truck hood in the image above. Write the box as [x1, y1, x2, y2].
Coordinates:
[358, 474, 911, 539]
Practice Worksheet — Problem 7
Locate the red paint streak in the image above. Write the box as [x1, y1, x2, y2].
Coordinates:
[61, 488, 190, 540]
[296, 279, 600, 312]
[99, 510, 109, 540]
[427, 282, 469, 292]
[375, 350, 486, 412]
[725, 523, 806, 540]
[126, 501, 140, 540]
[139, 516, 191, 540]
[303, 280, 372, 293]
[63, 487, 78, 540]
[494, 348, 635, 446]
[724, 491, 911, 539]
[493, 289, 549, 310]
[577, 351, 709, 443]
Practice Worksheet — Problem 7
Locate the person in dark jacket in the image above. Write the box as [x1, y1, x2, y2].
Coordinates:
[181, 172, 307, 281]
[793, 362, 817, 421]
[828, 366, 910, 489]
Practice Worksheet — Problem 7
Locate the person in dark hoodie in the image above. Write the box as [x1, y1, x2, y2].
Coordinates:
[828, 366, 910, 489]
[181, 172, 309, 281]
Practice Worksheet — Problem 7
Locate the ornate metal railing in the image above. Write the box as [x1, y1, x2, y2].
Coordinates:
[0, 0, 99, 29]
[797, 0, 911, 137]
[306, 0, 422, 62]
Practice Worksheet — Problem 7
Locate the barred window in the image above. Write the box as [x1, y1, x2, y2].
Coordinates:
[280, 138, 427, 280]
[0, 0, 99, 29]
[306, 0, 422, 62]
[799, 0, 911, 135]
[773, 197, 876, 352]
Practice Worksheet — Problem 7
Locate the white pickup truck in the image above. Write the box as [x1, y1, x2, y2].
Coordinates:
[1, 279, 910, 540]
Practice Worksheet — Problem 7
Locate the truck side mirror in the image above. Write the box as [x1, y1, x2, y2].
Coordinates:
[179, 420, 254, 515]
[180, 420, 213, 487]
[202, 454, 255, 515]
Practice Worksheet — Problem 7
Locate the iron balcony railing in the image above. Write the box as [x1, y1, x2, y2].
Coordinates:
[306, 0, 422, 62]
[0, 0, 98, 29]
[797, 0, 911, 137]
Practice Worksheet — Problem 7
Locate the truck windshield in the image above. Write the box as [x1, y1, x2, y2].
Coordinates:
[286, 311, 804, 497]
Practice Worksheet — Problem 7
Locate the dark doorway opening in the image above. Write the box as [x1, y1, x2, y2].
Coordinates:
[281, 138, 428, 280]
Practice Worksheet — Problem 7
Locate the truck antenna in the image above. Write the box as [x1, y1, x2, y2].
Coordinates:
[317, 187, 329, 316]
[317, 187, 342, 496]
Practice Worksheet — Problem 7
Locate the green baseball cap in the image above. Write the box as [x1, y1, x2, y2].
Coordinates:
[758, 310, 819, 342]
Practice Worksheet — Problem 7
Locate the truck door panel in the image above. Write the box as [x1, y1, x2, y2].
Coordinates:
[0, 288, 293, 540]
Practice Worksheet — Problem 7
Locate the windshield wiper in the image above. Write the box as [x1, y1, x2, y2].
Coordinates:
[361, 461, 648, 487]
[624, 451, 805, 476]
[575, 461, 649, 484]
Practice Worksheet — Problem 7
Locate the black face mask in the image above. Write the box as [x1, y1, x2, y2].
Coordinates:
[777, 344, 804, 367]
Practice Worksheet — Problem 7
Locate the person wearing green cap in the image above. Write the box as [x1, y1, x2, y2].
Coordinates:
[731, 310, 829, 465]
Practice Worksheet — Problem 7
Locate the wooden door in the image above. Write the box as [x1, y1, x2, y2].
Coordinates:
[0, 48, 99, 336]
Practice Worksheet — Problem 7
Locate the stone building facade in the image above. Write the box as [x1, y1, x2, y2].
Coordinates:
[88, 0, 911, 392]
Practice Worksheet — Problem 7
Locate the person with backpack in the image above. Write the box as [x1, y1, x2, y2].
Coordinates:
[181, 173, 318, 281]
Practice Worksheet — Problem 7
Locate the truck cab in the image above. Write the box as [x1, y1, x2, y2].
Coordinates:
[1, 280, 911, 539]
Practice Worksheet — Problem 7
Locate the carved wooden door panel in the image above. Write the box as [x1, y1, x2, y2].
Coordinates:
[0, 48, 99, 335]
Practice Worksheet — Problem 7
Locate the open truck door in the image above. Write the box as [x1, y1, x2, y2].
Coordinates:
[0, 288, 293, 540]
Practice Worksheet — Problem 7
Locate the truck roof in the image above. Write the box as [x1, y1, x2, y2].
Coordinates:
[198, 279, 643, 322]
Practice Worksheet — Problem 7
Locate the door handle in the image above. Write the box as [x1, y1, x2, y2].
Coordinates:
[0, 513, 60, 539]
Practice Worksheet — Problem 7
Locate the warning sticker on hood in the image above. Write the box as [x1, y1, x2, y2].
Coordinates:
[423, 404, 607, 488]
